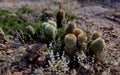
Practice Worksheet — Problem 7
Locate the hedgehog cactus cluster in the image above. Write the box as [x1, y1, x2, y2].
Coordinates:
[64, 22, 87, 56]
[63, 21, 106, 62]
[65, 21, 87, 47]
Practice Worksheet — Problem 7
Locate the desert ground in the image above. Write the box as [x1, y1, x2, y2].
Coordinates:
[0, 0, 120, 75]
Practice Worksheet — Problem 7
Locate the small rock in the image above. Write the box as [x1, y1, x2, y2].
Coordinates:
[105, 38, 110, 42]
[111, 34, 117, 38]
[101, 71, 107, 75]
[13, 72, 22, 75]
[5, 35, 14, 43]
[117, 58, 120, 64]
[103, 30, 108, 33]
[9, 13, 17, 17]
[1, 15, 6, 21]
[111, 30, 115, 33]
[0, 28, 5, 41]
[7, 49, 14, 54]
[5, 70, 12, 75]
[109, 27, 114, 30]
[0, 44, 7, 48]
[18, 62, 26, 69]
[18, 46, 26, 53]
[113, 62, 119, 66]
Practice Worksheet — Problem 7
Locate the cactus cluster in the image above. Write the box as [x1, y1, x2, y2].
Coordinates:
[64, 25, 87, 56]
[56, 9, 65, 28]
[63, 22, 106, 62]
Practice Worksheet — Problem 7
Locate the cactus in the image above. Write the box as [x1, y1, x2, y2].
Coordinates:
[89, 38, 106, 62]
[42, 21, 57, 41]
[48, 20, 57, 28]
[64, 34, 77, 57]
[45, 25, 56, 40]
[66, 21, 76, 34]
[64, 46, 76, 57]
[89, 38, 106, 55]
[92, 31, 102, 40]
[56, 9, 65, 28]
[42, 22, 50, 30]
[64, 34, 77, 48]
[77, 34, 87, 46]
[26, 25, 35, 35]
[73, 28, 83, 37]
[42, 20, 57, 30]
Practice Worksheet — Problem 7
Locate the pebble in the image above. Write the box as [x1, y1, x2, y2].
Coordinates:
[101, 71, 107, 75]
[7, 49, 14, 54]
[117, 58, 120, 64]
[5, 70, 12, 75]
[113, 62, 119, 66]
[111, 30, 115, 33]
[105, 38, 110, 42]
[0, 44, 7, 48]
[13, 72, 22, 75]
